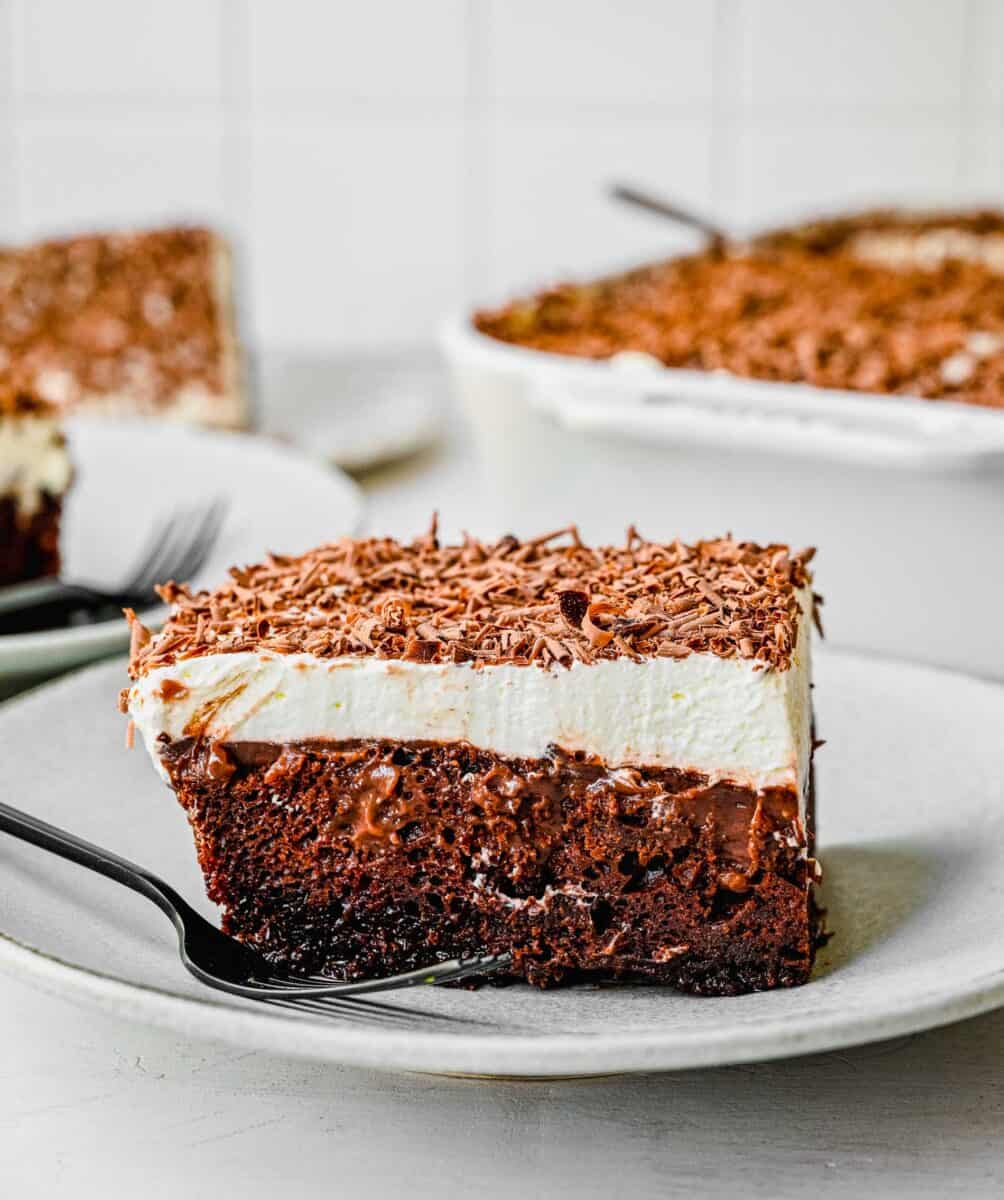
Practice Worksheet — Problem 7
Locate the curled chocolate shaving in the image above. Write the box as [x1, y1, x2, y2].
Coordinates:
[558, 589, 589, 630]
[582, 600, 618, 650]
[124, 607, 152, 663]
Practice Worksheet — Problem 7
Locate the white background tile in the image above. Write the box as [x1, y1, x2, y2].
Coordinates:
[0, 0, 998, 350]
[249, 0, 468, 104]
[734, 119, 966, 230]
[11, 0, 224, 101]
[484, 1, 716, 106]
[957, 122, 1004, 199]
[479, 114, 715, 297]
[14, 118, 228, 240]
[964, 0, 1004, 109]
[248, 119, 465, 349]
[738, 0, 966, 110]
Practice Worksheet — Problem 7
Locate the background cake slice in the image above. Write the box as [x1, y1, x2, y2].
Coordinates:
[124, 523, 822, 995]
[0, 388, 72, 586]
[0, 226, 247, 430]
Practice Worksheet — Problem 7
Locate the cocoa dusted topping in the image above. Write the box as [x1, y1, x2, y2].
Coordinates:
[474, 207, 1004, 410]
[0, 227, 229, 411]
[129, 524, 815, 677]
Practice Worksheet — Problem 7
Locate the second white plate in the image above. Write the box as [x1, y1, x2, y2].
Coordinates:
[259, 351, 445, 471]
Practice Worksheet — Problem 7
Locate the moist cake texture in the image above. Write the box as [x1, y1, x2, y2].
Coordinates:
[0, 226, 246, 428]
[125, 522, 822, 994]
[474, 207, 1004, 409]
[0, 388, 71, 585]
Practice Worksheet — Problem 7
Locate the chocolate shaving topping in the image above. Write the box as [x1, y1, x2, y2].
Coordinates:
[0, 226, 231, 413]
[557, 588, 589, 630]
[124, 607, 151, 663]
[129, 525, 815, 680]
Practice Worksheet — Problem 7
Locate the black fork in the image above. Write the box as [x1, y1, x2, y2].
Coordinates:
[0, 800, 511, 1010]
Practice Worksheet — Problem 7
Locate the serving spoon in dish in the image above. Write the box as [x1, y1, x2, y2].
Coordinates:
[609, 183, 731, 249]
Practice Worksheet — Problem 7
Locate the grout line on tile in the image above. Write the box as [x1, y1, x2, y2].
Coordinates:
[8, 93, 980, 124]
[12, 94, 227, 119]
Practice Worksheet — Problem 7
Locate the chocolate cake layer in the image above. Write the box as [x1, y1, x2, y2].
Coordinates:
[159, 735, 818, 995]
[0, 491, 61, 585]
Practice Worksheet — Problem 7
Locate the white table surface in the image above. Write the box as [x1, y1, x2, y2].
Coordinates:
[2, 373, 1002, 1198]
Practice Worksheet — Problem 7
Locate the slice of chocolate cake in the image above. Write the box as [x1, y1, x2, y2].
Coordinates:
[123, 522, 822, 995]
[0, 388, 72, 585]
[0, 226, 246, 429]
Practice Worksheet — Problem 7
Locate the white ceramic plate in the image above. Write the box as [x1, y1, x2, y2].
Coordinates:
[0, 418, 364, 679]
[1, 648, 1002, 1078]
[259, 350, 444, 471]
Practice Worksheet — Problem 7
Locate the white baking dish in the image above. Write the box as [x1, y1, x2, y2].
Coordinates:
[442, 314, 1004, 472]
[441, 314, 1004, 679]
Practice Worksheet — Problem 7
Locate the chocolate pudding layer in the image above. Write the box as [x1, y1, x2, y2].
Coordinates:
[159, 735, 819, 994]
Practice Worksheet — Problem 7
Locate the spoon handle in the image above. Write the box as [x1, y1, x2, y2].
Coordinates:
[610, 183, 729, 247]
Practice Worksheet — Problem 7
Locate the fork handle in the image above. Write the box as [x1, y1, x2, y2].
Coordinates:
[0, 800, 192, 928]
[0, 578, 96, 617]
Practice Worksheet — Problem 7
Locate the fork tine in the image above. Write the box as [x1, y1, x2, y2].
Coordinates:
[170, 499, 227, 583]
[263, 995, 481, 1030]
[123, 498, 226, 599]
[263, 996, 446, 1029]
[259, 974, 436, 1007]
[262, 972, 373, 989]
[248, 952, 512, 1000]
[140, 507, 207, 591]
[121, 506, 199, 596]
[260, 976, 485, 1026]
[118, 507, 185, 596]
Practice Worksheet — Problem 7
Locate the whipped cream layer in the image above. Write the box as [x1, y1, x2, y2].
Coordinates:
[0, 415, 72, 513]
[129, 608, 812, 800]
